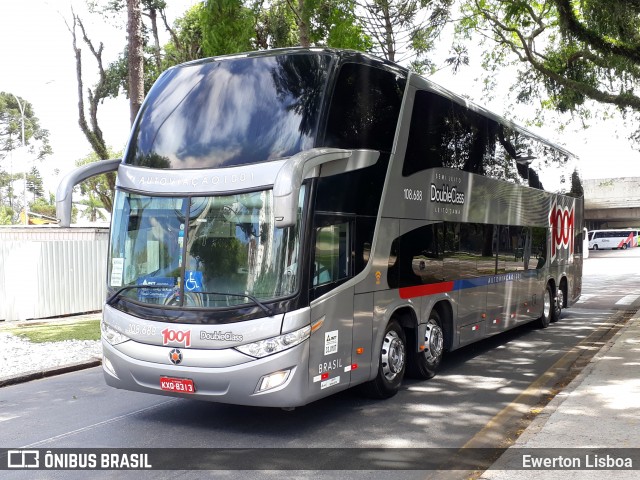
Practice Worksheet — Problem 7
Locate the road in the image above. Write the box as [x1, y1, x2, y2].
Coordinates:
[1, 249, 639, 479]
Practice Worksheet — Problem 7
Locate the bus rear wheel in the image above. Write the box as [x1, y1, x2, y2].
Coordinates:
[552, 286, 563, 323]
[407, 310, 444, 380]
[539, 285, 553, 329]
[360, 320, 406, 399]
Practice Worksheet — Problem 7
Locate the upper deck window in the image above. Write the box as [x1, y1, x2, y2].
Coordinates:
[323, 63, 405, 152]
[125, 53, 332, 169]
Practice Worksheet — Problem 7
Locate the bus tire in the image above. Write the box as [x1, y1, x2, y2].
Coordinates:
[407, 310, 444, 380]
[551, 285, 563, 323]
[360, 320, 406, 399]
[539, 284, 553, 329]
[593, 244, 599, 250]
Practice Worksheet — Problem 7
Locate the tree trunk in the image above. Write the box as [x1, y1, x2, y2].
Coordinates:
[297, 0, 310, 47]
[148, 7, 162, 72]
[127, 0, 144, 125]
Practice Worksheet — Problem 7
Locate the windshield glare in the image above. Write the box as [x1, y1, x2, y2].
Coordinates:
[108, 188, 304, 308]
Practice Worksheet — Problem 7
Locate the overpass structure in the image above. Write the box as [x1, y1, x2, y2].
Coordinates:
[583, 177, 640, 229]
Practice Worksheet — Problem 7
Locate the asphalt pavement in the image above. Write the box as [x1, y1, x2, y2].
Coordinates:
[1, 295, 639, 477]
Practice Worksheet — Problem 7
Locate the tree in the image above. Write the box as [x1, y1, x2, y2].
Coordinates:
[0, 93, 51, 221]
[458, 1, 640, 122]
[76, 150, 121, 213]
[163, 3, 206, 64]
[25, 166, 44, 202]
[65, 11, 111, 161]
[127, 0, 145, 124]
[200, 0, 255, 56]
[79, 192, 107, 223]
[29, 193, 58, 220]
[0, 205, 13, 225]
[357, 0, 452, 72]
[567, 168, 584, 197]
[0, 93, 52, 159]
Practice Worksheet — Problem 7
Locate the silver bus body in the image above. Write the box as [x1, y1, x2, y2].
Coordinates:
[59, 49, 583, 407]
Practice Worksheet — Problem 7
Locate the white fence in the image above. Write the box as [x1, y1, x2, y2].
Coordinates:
[0, 227, 108, 321]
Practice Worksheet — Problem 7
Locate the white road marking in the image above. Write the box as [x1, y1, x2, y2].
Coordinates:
[21, 398, 180, 448]
[576, 294, 595, 303]
[615, 294, 640, 306]
[0, 414, 20, 423]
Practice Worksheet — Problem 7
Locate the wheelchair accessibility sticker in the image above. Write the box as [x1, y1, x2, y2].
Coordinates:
[184, 271, 203, 292]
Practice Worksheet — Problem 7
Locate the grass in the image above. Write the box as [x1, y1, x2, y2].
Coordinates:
[9, 320, 101, 343]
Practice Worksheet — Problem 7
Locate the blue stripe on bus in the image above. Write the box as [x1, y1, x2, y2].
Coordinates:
[400, 270, 537, 299]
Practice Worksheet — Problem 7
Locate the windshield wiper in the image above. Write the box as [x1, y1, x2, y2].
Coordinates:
[195, 291, 274, 316]
[106, 286, 274, 316]
[106, 285, 175, 306]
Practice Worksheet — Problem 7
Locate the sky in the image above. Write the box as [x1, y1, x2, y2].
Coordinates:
[1, 0, 640, 197]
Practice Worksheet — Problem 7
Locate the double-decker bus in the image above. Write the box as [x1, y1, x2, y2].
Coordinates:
[588, 229, 638, 250]
[57, 48, 583, 408]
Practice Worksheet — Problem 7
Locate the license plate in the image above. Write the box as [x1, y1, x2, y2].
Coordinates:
[160, 376, 195, 394]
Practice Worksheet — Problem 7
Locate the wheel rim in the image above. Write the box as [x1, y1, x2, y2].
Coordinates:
[424, 319, 444, 364]
[556, 288, 564, 313]
[381, 330, 405, 382]
[543, 288, 552, 320]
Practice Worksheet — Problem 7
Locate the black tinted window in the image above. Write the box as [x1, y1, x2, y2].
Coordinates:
[323, 63, 405, 152]
[125, 53, 331, 169]
[403, 90, 570, 189]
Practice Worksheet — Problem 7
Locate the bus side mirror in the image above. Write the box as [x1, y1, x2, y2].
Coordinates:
[273, 149, 379, 228]
[56, 158, 121, 227]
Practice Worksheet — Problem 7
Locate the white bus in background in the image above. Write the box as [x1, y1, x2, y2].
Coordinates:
[588, 229, 639, 250]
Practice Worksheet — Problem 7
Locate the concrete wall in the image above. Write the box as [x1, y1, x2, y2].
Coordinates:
[583, 178, 640, 229]
[0, 227, 108, 321]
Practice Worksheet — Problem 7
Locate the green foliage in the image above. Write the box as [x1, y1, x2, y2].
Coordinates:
[75, 150, 121, 213]
[163, 4, 205, 64]
[0, 205, 14, 225]
[79, 192, 107, 223]
[567, 168, 584, 198]
[29, 193, 57, 219]
[319, 0, 373, 51]
[458, 0, 640, 119]
[0, 93, 51, 222]
[200, 0, 255, 56]
[26, 166, 44, 202]
[0, 93, 51, 160]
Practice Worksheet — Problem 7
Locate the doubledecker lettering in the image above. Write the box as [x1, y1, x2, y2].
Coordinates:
[550, 199, 575, 260]
[430, 183, 465, 205]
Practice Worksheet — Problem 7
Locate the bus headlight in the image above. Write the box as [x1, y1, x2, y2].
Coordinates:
[235, 325, 310, 358]
[101, 321, 130, 346]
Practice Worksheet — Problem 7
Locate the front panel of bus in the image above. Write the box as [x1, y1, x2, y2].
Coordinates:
[100, 50, 407, 407]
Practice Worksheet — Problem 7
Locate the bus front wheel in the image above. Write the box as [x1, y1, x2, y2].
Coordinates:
[407, 310, 444, 380]
[360, 320, 406, 399]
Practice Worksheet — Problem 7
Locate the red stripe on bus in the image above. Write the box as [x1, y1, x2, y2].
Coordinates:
[619, 232, 634, 248]
[399, 281, 454, 299]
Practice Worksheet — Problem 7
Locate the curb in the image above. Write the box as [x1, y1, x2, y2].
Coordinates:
[0, 359, 102, 388]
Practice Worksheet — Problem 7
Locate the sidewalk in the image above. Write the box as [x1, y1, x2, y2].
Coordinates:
[482, 309, 640, 478]
[0, 312, 103, 387]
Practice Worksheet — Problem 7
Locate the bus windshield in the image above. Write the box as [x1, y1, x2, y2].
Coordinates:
[107, 187, 305, 309]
